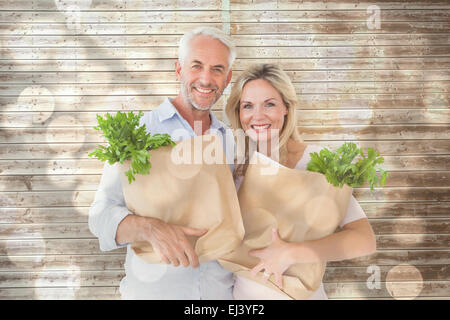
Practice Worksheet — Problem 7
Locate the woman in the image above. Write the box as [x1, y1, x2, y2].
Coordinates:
[225, 63, 377, 300]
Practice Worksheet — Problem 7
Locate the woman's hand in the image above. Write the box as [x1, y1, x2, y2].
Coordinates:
[248, 228, 295, 289]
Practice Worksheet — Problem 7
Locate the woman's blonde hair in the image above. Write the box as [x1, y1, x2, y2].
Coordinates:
[225, 63, 303, 176]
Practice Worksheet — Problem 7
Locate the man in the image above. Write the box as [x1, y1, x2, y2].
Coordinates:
[88, 27, 236, 299]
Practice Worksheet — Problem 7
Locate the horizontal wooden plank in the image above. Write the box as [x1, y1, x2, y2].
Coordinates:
[0, 283, 447, 300]
[0, 223, 93, 240]
[2, 200, 449, 225]
[0, 59, 178, 72]
[0, 270, 125, 288]
[232, 22, 450, 35]
[0, 22, 227, 36]
[324, 265, 449, 282]
[329, 249, 450, 267]
[0, 175, 102, 191]
[297, 125, 450, 140]
[0, 0, 221, 11]
[231, 10, 450, 23]
[370, 219, 450, 235]
[3, 57, 450, 72]
[1, 218, 448, 240]
[0, 286, 120, 300]
[1, 235, 447, 258]
[2, 140, 449, 161]
[353, 188, 450, 202]
[2, 109, 449, 128]
[0, 207, 89, 223]
[376, 234, 450, 249]
[358, 202, 450, 219]
[2, 93, 448, 112]
[1, 170, 449, 193]
[234, 34, 450, 47]
[1, 70, 449, 84]
[0, 254, 125, 272]
[2, 10, 449, 24]
[1, 283, 447, 300]
[2, 46, 449, 60]
[0, 188, 448, 207]
[1, 82, 449, 97]
[0, 143, 100, 160]
[229, 1, 450, 10]
[232, 20, 450, 34]
[1, 126, 449, 143]
[2, 249, 448, 273]
[2, 0, 450, 11]
[324, 281, 450, 298]
[1, 265, 446, 289]
[0, 190, 97, 207]
[0, 11, 223, 24]
[0, 239, 127, 255]
[2, 22, 450, 36]
[2, 34, 450, 48]
[1, 155, 449, 176]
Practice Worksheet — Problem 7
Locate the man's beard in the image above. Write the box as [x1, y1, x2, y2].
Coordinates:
[180, 78, 225, 111]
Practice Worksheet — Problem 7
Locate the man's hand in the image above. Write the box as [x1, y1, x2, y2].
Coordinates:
[143, 217, 207, 268]
[116, 215, 207, 268]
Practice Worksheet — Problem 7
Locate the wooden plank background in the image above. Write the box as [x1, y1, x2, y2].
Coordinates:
[0, 0, 449, 299]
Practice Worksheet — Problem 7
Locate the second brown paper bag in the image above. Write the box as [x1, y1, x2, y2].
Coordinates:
[218, 152, 353, 299]
[119, 134, 245, 264]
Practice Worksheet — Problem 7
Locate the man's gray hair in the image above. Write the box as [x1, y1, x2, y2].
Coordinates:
[178, 26, 236, 70]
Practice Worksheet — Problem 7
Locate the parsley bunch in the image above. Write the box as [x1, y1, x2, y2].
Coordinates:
[88, 111, 176, 184]
[306, 142, 389, 192]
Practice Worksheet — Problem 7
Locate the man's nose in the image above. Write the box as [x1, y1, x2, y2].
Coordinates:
[199, 70, 213, 86]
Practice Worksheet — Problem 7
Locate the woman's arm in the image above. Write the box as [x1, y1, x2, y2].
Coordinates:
[288, 217, 376, 263]
[249, 218, 376, 288]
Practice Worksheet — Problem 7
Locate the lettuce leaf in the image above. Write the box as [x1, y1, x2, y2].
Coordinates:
[88, 111, 176, 184]
[306, 142, 389, 192]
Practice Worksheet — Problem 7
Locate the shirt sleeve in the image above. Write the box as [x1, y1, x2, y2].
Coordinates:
[294, 144, 368, 229]
[339, 195, 367, 228]
[88, 162, 132, 251]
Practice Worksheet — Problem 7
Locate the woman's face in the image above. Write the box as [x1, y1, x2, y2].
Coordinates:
[239, 78, 288, 143]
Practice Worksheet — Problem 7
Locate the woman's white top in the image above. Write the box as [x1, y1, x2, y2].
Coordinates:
[232, 144, 368, 300]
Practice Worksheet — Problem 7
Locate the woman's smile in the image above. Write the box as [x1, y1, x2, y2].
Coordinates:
[239, 79, 288, 143]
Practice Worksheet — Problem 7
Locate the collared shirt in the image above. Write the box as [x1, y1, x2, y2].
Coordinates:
[88, 98, 235, 299]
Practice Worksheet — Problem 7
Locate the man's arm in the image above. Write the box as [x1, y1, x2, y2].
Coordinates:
[89, 162, 207, 267]
[116, 214, 207, 268]
[88, 162, 131, 251]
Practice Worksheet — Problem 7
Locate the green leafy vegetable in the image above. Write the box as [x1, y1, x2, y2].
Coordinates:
[88, 111, 176, 184]
[306, 142, 389, 192]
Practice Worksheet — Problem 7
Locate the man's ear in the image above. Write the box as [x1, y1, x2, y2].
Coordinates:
[226, 69, 232, 86]
[175, 60, 182, 81]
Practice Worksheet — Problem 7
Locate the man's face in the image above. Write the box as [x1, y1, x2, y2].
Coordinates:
[176, 35, 233, 111]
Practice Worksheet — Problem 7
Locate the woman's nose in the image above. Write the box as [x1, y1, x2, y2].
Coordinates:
[252, 105, 266, 119]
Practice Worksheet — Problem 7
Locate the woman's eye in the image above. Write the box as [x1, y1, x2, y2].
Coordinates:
[242, 104, 252, 109]
[266, 102, 275, 107]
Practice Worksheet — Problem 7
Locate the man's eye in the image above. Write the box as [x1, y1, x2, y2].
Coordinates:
[192, 65, 201, 69]
[213, 68, 223, 73]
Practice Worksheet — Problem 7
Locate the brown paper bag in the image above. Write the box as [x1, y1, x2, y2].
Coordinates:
[218, 151, 353, 299]
[119, 134, 245, 264]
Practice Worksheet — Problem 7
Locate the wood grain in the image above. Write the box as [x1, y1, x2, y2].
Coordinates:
[1, 0, 449, 300]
